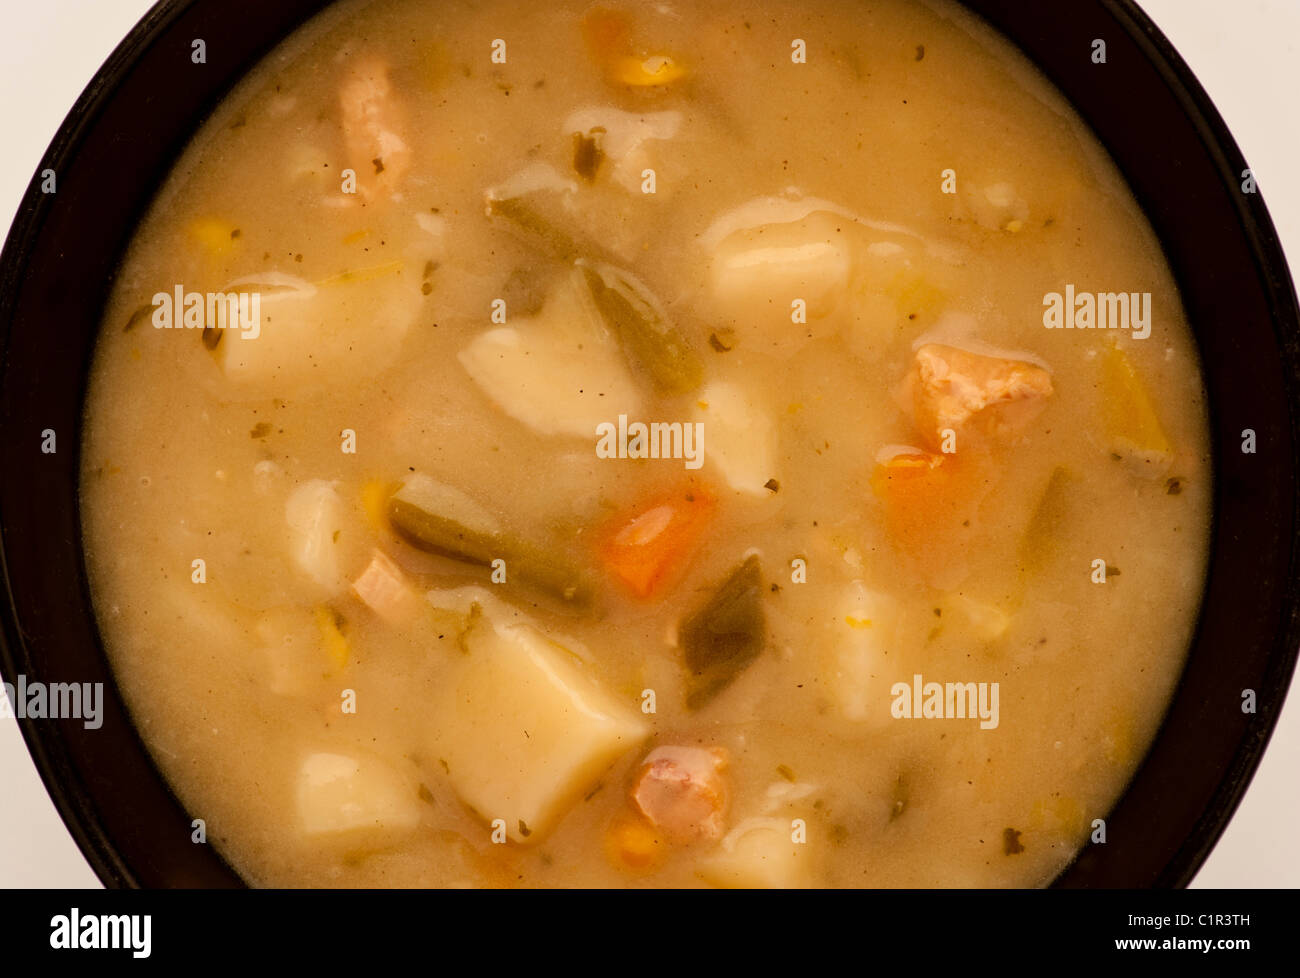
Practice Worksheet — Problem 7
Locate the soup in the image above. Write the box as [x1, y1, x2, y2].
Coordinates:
[80, 0, 1211, 887]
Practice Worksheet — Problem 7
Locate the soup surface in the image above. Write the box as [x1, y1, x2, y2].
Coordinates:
[81, 0, 1211, 887]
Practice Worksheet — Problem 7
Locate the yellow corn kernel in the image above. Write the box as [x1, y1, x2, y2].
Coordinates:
[605, 813, 665, 873]
[188, 218, 240, 256]
[610, 53, 686, 86]
[361, 479, 395, 530]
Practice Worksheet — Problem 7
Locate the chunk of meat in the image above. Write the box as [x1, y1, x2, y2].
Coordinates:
[339, 56, 411, 196]
[630, 745, 729, 843]
[351, 549, 422, 624]
[908, 343, 1052, 449]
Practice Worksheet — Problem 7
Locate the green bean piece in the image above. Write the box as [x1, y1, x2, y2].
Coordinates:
[386, 474, 593, 606]
[681, 554, 765, 709]
[578, 260, 703, 395]
[484, 194, 586, 263]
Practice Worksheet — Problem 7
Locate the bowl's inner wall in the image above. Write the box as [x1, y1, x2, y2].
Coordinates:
[0, 0, 332, 887]
[970, 0, 1299, 886]
[0, 0, 1296, 888]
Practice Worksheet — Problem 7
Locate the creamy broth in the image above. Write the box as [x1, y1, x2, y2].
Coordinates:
[81, 0, 1211, 887]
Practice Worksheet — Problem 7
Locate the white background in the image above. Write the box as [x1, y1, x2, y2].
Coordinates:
[1, 0, 1297, 888]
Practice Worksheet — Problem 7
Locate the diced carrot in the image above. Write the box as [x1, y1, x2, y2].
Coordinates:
[598, 488, 715, 599]
[604, 811, 665, 873]
[872, 450, 950, 542]
[871, 449, 989, 583]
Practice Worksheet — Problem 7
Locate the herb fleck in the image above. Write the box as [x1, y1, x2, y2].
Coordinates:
[572, 129, 605, 182]
[709, 329, 737, 352]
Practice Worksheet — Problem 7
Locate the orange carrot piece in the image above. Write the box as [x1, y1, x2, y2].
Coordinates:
[599, 488, 715, 599]
[604, 811, 665, 873]
[871, 450, 989, 583]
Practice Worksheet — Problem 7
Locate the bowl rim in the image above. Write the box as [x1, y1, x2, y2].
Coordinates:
[977, 0, 1300, 886]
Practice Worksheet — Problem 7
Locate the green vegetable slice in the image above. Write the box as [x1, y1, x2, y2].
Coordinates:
[483, 192, 702, 396]
[680, 554, 765, 709]
[1019, 466, 1076, 573]
[572, 129, 606, 182]
[386, 474, 592, 605]
[578, 260, 703, 395]
[485, 193, 588, 263]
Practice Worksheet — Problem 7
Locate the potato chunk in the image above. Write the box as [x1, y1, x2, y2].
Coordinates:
[699, 817, 815, 889]
[458, 271, 644, 437]
[824, 583, 900, 725]
[214, 266, 419, 395]
[295, 752, 421, 841]
[908, 343, 1053, 449]
[430, 618, 650, 843]
[707, 209, 851, 353]
[285, 479, 348, 594]
[693, 380, 778, 496]
[711, 212, 851, 313]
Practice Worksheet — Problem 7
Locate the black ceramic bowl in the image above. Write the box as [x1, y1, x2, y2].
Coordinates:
[1, 0, 1297, 889]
